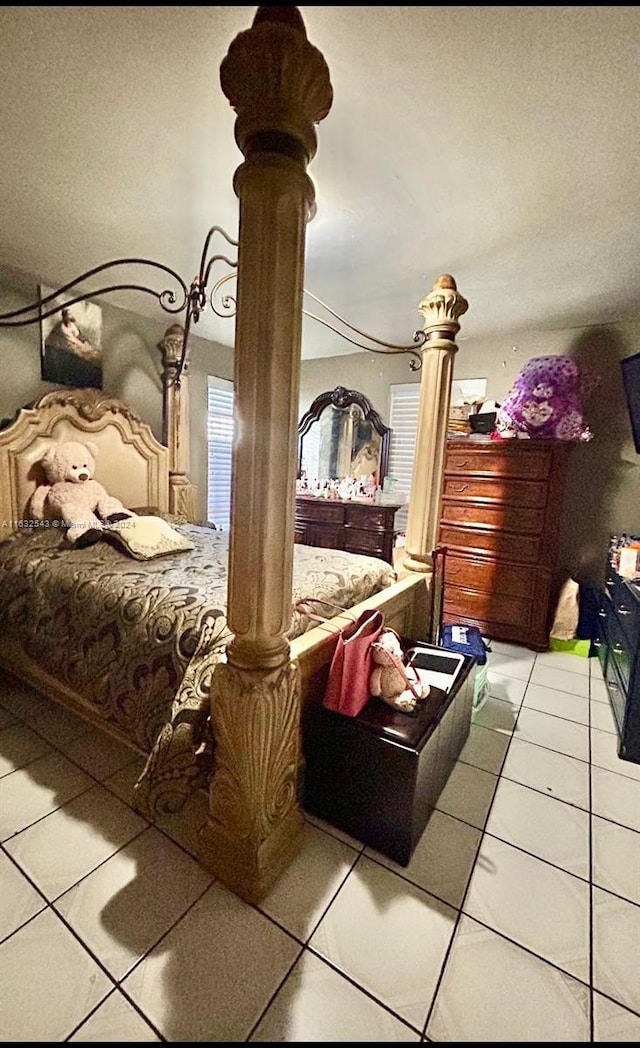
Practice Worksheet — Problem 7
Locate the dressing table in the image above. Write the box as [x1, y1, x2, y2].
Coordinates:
[296, 386, 400, 564]
[294, 496, 401, 564]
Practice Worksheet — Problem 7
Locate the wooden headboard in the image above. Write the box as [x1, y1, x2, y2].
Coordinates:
[0, 388, 169, 541]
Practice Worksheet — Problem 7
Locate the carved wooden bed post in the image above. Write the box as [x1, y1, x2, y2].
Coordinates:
[158, 322, 198, 523]
[199, 7, 333, 902]
[403, 275, 469, 572]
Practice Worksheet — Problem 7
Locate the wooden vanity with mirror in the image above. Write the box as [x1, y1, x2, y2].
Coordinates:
[295, 386, 401, 564]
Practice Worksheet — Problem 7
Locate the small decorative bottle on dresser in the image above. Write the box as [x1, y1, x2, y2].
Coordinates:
[595, 535, 640, 764]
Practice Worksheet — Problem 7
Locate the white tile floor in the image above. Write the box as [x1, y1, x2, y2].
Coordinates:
[1, 642, 640, 1041]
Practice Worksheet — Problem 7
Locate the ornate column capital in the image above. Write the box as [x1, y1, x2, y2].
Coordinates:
[418, 274, 469, 342]
[220, 5, 333, 163]
[403, 275, 469, 576]
[157, 323, 197, 523]
[158, 322, 187, 374]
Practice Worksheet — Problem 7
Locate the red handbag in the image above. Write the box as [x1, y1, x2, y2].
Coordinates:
[294, 598, 385, 717]
[323, 608, 385, 716]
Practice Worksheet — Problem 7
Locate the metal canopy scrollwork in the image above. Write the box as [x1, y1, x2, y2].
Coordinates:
[176, 226, 239, 382]
[210, 271, 425, 369]
[0, 258, 190, 326]
[301, 289, 425, 370]
[0, 224, 424, 377]
[0, 226, 239, 389]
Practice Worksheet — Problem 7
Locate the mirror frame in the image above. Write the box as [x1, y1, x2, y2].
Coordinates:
[298, 385, 391, 486]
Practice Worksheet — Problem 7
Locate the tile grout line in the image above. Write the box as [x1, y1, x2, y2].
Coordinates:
[419, 644, 538, 1039]
[2, 660, 638, 1039]
[3, 684, 383, 1039]
[0, 692, 241, 888]
[588, 658, 595, 1041]
[64, 984, 167, 1043]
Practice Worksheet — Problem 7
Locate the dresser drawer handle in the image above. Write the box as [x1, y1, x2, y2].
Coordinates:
[613, 643, 625, 656]
[605, 580, 614, 589]
[617, 604, 631, 616]
[607, 678, 619, 690]
[598, 610, 607, 619]
[452, 459, 470, 468]
[450, 483, 469, 493]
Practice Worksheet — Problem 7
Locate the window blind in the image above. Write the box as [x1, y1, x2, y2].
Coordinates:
[207, 376, 234, 531]
[387, 382, 420, 534]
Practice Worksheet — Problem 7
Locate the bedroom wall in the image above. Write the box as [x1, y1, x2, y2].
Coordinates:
[0, 268, 234, 523]
[300, 318, 640, 587]
[2, 265, 637, 578]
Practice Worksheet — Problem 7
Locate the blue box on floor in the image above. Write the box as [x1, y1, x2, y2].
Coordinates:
[440, 624, 489, 709]
[440, 623, 489, 664]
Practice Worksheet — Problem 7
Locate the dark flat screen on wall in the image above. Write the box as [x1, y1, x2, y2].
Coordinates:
[621, 351, 640, 454]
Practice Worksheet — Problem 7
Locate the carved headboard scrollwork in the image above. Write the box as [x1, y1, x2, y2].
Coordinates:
[0, 388, 169, 542]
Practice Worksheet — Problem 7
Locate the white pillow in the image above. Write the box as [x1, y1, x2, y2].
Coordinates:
[104, 515, 195, 560]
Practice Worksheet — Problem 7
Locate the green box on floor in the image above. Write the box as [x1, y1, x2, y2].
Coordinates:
[549, 637, 592, 657]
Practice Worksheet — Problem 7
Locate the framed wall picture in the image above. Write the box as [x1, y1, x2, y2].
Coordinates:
[39, 285, 103, 389]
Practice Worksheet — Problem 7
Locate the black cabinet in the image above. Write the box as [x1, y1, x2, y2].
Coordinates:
[595, 548, 640, 765]
[302, 645, 476, 865]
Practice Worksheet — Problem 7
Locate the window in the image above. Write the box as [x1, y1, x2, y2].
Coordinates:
[388, 376, 488, 534]
[207, 376, 234, 531]
[387, 382, 421, 534]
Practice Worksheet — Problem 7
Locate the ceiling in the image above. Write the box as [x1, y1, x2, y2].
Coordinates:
[0, 5, 639, 359]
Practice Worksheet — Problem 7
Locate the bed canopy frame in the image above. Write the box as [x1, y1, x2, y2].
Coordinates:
[0, 6, 468, 902]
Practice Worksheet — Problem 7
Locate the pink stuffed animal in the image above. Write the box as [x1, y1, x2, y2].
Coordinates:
[30, 439, 134, 547]
[370, 630, 428, 713]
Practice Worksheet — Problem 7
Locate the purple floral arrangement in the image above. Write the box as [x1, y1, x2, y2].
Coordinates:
[495, 355, 594, 441]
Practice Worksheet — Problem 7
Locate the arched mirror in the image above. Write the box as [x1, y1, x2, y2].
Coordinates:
[298, 386, 391, 489]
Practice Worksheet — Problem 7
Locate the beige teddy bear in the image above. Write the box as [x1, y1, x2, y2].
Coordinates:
[370, 629, 429, 713]
[30, 439, 134, 547]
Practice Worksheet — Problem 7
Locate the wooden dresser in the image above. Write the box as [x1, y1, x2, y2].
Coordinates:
[295, 496, 400, 565]
[438, 437, 572, 650]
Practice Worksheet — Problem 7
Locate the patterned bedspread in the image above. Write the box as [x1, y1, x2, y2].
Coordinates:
[0, 523, 396, 813]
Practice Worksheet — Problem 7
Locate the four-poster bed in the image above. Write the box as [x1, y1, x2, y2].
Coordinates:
[0, 6, 468, 902]
[0, 378, 423, 787]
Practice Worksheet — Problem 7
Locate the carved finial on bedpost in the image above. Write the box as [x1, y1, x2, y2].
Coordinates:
[403, 275, 469, 581]
[158, 323, 198, 523]
[201, 7, 332, 904]
[418, 275, 469, 341]
[220, 5, 332, 167]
